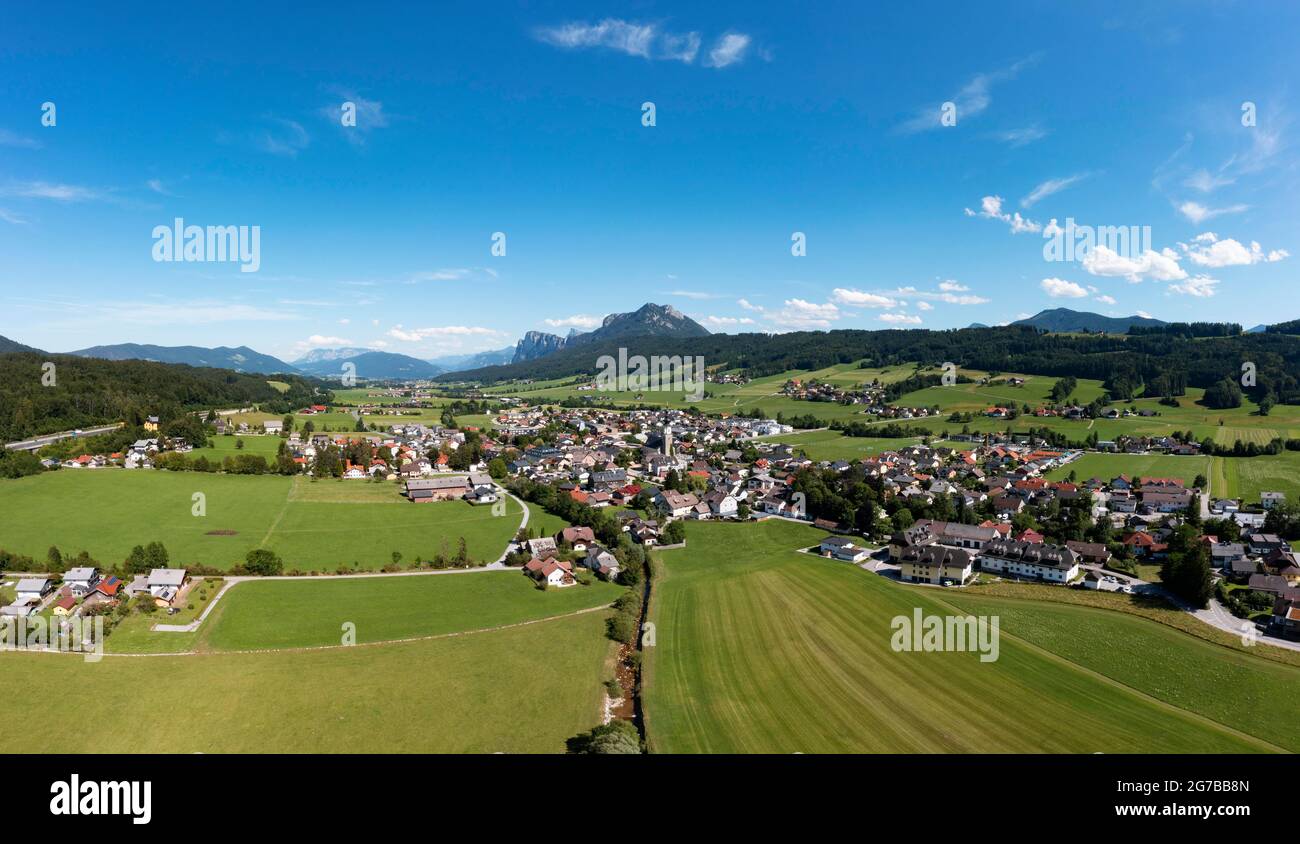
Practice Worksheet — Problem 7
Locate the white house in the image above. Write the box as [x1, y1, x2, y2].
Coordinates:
[63, 567, 100, 597]
[14, 577, 53, 603]
[819, 536, 870, 563]
[147, 569, 187, 605]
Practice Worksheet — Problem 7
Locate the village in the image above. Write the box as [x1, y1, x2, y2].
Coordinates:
[10, 396, 1295, 644]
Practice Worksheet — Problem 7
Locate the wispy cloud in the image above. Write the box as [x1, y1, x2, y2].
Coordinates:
[320, 89, 391, 143]
[705, 33, 751, 68]
[544, 314, 603, 330]
[2, 181, 106, 202]
[1021, 173, 1089, 208]
[964, 195, 1040, 233]
[1176, 200, 1248, 224]
[897, 54, 1040, 133]
[0, 129, 41, 149]
[534, 18, 753, 68]
[990, 125, 1048, 147]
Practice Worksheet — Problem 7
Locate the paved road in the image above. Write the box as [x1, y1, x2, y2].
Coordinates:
[4, 423, 122, 452]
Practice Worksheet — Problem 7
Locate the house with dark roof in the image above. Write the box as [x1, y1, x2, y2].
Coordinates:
[977, 540, 1080, 584]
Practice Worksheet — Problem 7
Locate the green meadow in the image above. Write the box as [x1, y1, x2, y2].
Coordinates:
[0, 609, 614, 753]
[0, 471, 521, 572]
[1046, 453, 1213, 486]
[756, 429, 924, 461]
[198, 571, 625, 651]
[642, 520, 1288, 753]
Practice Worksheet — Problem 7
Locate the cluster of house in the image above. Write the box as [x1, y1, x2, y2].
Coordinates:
[521, 527, 621, 587]
[882, 519, 1085, 586]
[0, 567, 188, 620]
[404, 472, 497, 504]
[777, 378, 941, 419]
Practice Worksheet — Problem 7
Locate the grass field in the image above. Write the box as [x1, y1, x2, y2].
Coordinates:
[0, 471, 522, 572]
[643, 519, 1289, 753]
[1042, 451, 1298, 507]
[1045, 453, 1213, 486]
[0, 610, 614, 753]
[940, 592, 1300, 751]
[756, 429, 924, 461]
[196, 572, 624, 651]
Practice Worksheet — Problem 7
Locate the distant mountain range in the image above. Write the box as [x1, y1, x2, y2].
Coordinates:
[292, 351, 445, 380]
[511, 303, 711, 363]
[69, 343, 298, 374]
[429, 346, 516, 372]
[1011, 308, 1167, 334]
[0, 334, 42, 355]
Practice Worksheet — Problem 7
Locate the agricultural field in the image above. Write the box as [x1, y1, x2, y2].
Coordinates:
[1045, 453, 1213, 486]
[1214, 449, 1300, 506]
[200, 571, 625, 651]
[755, 429, 924, 461]
[0, 471, 522, 572]
[940, 592, 1300, 751]
[188, 433, 285, 460]
[642, 519, 1286, 753]
[0, 609, 615, 753]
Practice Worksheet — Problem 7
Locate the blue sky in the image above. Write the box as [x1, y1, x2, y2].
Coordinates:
[1, 0, 1297, 362]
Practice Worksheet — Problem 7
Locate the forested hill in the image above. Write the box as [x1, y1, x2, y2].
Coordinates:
[0, 352, 326, 442]
[440, 325, 1300, 405]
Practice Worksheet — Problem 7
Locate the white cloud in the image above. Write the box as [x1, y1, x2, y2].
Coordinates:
[669, 289, 720, 300]
[1168, 275, 1220, 297]
[388, 325, 499, 342]
[916, 301, 934, 311]
[830, 288, 898, 308]
[705, 33, 751, 68]
[0, 208, 28, 224]
[938, 280, 968, 292]
[770, 299, 840, 329]
[1177, 200, 1248, 224]
[535, 19, 746, 67]
[1184, 169, 1234, 193]
[660, 32, 701, 63]
[1040, 277, 1089, 299]
[535, 19, 655, 57]
[879, 285, 990, 306]
[1021, 173, 1088, 208]
[879, 313, 922, 325]
[965, 195, 1040, 234]
[303, 334, 353, 348]
[991, 125, 1048, 147]
[0, 129, 40, 149]
[410, 268, 471, 282]
[1179, 232, 1288, 267]
[544, 314, 603, 330]
[1082, 245, 1187, 283]
[3, 181, 105, 202]
[1093, 294, 1117, 306]
[321, 90, 390, 140]
[897, 55, 1038, 133]
[737, 298, 764, 312]
[256, 118, 310, 157]
[702, 315, 756, 327]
